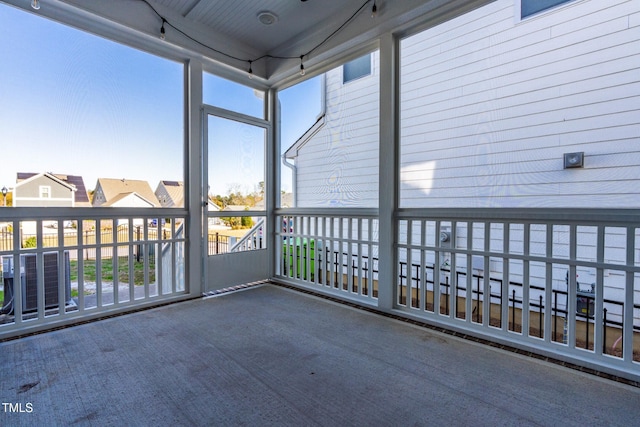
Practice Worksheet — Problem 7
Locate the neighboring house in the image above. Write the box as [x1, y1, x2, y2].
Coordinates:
[94, 183, 157, 227]
[284, 0, 640, 325]
[13, 172, 90, 207]
[92, 178, 159, 207]
[13, 172, 90, 235]
[253, 193, 293, 210]
[155, 180, 184, 208]
[101, 192, 157, 208]
[286, 0, 639, 209]
[207, 200, 223, 226]
[222, 205, 249, 212]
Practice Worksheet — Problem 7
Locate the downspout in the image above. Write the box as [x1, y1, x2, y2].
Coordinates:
[282, 154, 297, 207]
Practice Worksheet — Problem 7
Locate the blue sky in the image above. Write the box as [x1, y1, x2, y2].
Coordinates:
[0, 3, 320, 196]
[203, 73, 321, 196]
[0, 3, 184, 192]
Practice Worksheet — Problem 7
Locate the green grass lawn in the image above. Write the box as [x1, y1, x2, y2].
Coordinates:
[70, 258, 155, 286]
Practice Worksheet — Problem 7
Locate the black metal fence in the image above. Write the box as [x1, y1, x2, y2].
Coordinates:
[397, 260, 640, 355]
[208, 232, 232, 255]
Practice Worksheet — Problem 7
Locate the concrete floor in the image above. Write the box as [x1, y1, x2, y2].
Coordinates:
[1, 283, 639, 426]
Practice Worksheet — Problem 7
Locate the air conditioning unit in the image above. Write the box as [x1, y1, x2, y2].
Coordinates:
[1, 251, 73, 314]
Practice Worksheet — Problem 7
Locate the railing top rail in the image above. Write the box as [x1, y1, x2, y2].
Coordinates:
[275, 207, 379, 218]
[0, 207, 187, 221]
[397, 208, 640, 225]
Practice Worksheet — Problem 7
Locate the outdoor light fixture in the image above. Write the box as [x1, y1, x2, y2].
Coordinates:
[160, 18, 166, 40]
[31, 0, 40, 10]
[140, 0, 372, 79]
[1, 186, 7, 207]
[257, 11, 278, 26]
[564, 152, 584, 169]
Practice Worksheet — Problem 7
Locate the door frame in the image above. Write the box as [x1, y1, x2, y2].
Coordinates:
[202, 105, 271, 291]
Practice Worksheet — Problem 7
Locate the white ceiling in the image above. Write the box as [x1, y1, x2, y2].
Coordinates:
[4, 0, 493, 84]
[153, 0, 366, 54]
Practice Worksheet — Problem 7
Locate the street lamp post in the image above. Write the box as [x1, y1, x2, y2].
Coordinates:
[1, 187, 7, 207]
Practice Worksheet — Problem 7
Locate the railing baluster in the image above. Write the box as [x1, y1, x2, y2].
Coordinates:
[270, 208, 639, 382]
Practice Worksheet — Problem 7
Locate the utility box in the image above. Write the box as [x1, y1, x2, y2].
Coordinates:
[576, 283, 595, 319]
[1, 251, 73, 315]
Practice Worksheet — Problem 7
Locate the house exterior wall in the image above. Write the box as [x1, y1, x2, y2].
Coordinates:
[395, 0, 640, 310]
[155, 181, 184, 208]
[156, 185, 174, 207]
[287, 0, 639, 325]
[291, 0, 640, 210]
[291, 52, 380, 208]
[92, 184, 107, 207]
[109, 194, 155, 208]
[399, 0, 640, 208]
[13, 175, 74, 207]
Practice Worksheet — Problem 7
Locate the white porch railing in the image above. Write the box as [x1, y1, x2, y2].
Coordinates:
[274, 207, 640, 382]
[230, 217, 266, 252]
[396, 208, 640, 380]
[0, 208, 187, 340]
[275, 209, 379, 306]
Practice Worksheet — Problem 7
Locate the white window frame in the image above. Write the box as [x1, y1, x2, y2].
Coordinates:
[39, 185, 51, 198]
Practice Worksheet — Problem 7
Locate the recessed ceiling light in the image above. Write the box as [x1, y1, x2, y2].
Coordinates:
[257, 11, 278, 25]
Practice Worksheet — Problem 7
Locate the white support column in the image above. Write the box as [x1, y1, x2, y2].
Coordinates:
[377, 32, 399, 311]
[187, 60, 204, 296]
[267, 88, 279, 279]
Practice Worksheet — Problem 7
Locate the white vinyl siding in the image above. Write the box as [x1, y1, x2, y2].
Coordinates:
[293, 51, 379, 208]
[399, 0, 640, 208]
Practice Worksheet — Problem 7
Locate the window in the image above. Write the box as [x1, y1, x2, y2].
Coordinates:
[343, 54, 371, 84]
[521, 0, 573, 19]
[203, 72, 264, 119]
[39, 186, 51, 198]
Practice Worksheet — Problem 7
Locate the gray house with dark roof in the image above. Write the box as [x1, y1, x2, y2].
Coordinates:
[13, 172, 90, 207]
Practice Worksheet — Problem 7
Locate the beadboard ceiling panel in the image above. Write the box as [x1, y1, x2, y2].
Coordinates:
[8, 0, 494, 83]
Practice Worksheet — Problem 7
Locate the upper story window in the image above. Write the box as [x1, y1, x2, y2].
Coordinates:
[39, 186, 51, 198]
[521, 0, 573, 19]
[343, 54, 371, 84]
